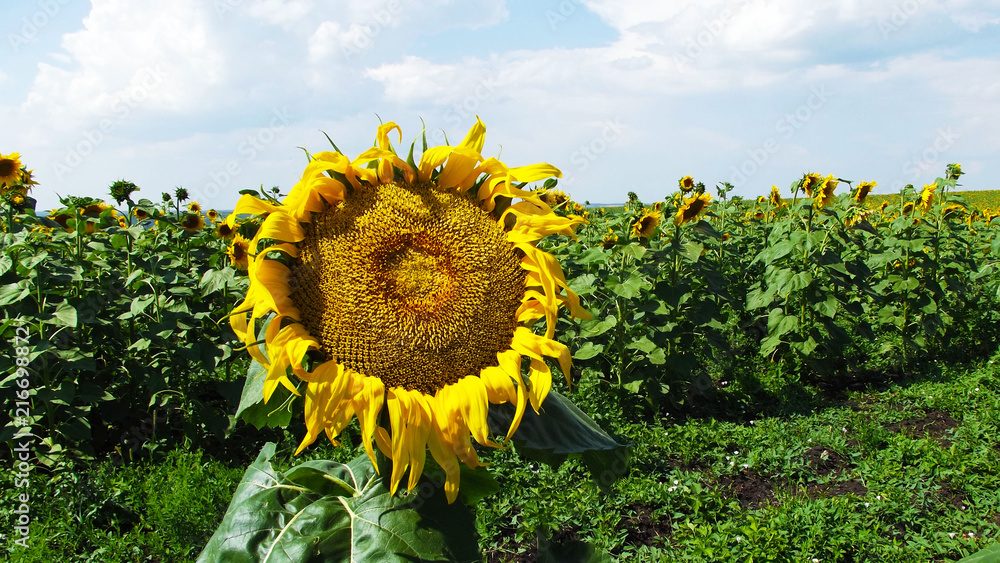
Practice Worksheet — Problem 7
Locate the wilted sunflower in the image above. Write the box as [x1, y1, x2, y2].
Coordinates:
[180, 213, 206, 231]
[675, 193, 712, 225]
[229, 119, 589, 503]
[854, 181, 876, 203]
[678, 175, 695, 193]
[0, 153, 23, 188]
[228, 234, 251, 270]
[918, 182, 937, 213]
[631, 209, 661, 239]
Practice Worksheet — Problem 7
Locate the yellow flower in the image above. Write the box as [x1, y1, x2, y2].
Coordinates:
[800, 173, 823, 197]
[540, 188, 569, 207]
[769, 185, 784, 207]
[902, 201, 915, 215]
[228, 234, 251, 270]
[188, 201, 202, 214]
[854, 181, 876, 203]
[631, 209, 661, 239]
[601, 230, 618, 250]
[0, 153, 23, 187]
[207, 209, 219, 222]
[675, 193, 712, 225]
[813, 175, 838, 208]
[229, 119, 589, 504]
[133, 207, 150, 220]
[918, 182, 936, 213]
[215, 214, 238, 239]
[11, 193, 25, 206]
[678, 175, 695, 193]
[180, 213, 206, 231]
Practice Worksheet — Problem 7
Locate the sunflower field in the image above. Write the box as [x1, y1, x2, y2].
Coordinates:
[2, 138, 1000, 563]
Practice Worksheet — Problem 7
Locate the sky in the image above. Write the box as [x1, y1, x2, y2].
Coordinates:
[3, 0, 1000, 211]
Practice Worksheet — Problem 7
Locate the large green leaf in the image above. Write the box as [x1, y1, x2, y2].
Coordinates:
[958, 544, 1000, 563]
[199, 445, 480, 562]
[487, 391, 629, 491]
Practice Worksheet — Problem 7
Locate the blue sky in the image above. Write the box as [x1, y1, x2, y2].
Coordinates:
[3, 0, 999, 211]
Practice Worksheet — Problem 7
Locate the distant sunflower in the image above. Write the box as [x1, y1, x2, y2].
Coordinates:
[675, 193, 712, 225]
[800, 173, 823, 197]
[228, 234, 251, 270]
[853, 181, 876, 203]
[678, 175, 695, 193]
[813, 175, 838, 208]
[631, 209, 661, 238]
[0, 153, 23, 187]
[902, 201, 915, 215]
[215, 215, 237, 239]
[207, 209, 219, 223]
[229, 119, 589, 504]
[601, 230, 618, 250]
[769, 185, 784, 207]
[188, 201, 202, 214]
[133, 208, 150, 220]
[918, 182, 936, 213]
[180, 213, 206, 231]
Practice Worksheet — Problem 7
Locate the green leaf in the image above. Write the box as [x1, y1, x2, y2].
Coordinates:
[53, 301, 78, 328]
[609, 274, 644, 299]
[0, 254, 12, 276]
[579, 315, 616, 337]
[199, 446, 481, 562]
[572, 341, 604, 360]
[683, 241, 704, 262]
[487, 391, 630, 491]
[236, 361, 296, 429]
[958, 543, 1000, 563]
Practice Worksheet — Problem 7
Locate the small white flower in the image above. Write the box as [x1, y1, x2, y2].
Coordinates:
[735, 536, 743, 543]
[673, 479, 679, 485]
[864, 502, 870, 508]
[949, 533, 956, 539]
[734, 450, 740, 455]
[812, 559, 820, 563]
[726, 456, 731, 461]
[969, 532, 976, 538]
[808, 438, 812, 442]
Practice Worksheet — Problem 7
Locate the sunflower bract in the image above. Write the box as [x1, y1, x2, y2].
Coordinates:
[228, 119, 590, 503]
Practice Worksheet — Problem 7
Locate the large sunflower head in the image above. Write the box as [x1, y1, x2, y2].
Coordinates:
[799, 173, 823, 197]
[675, 192, 712, 225]
[0, 153, 23, 188]
[229, 119, 590, 503]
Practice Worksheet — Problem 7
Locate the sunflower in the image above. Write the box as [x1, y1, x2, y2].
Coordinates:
[854, 181, 876, 204]
[675, 193, 712, 225]
[207, 209, 219, 223]
[880, 201, 890, 213]
[769, 185, 784, 207]
[133, 207, 150, 220]
[180, 213, 206, 231]
[228, 234, 251, 270]
[678, 175, 695, 193]
[902, 201, 915, 215]
[229, 119, 589, 504]
[601, 230, 618, 250]
[188, 201, 202, 214]
[800, 173, 823, 197]
[540, 188, 569, 207]
[631, 209, 661, 238]
[0, 153, 23, 187]
[918, 182, 936, 213]
[813, 175, 838, 209]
